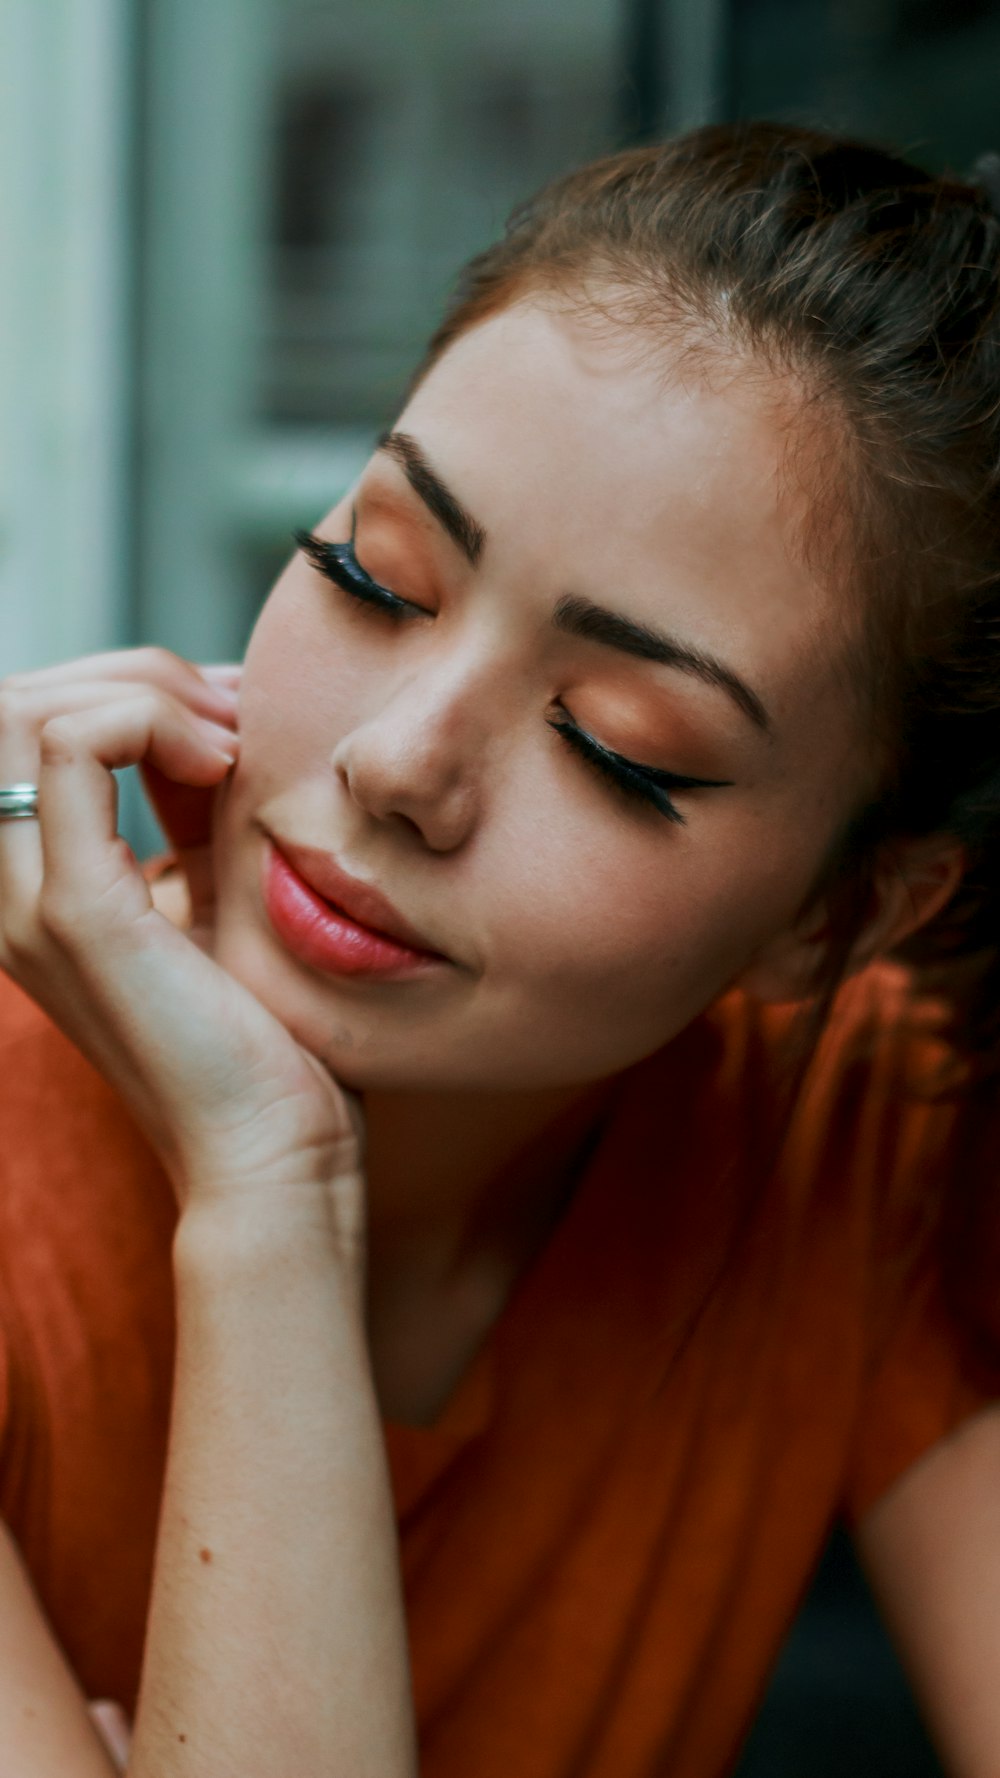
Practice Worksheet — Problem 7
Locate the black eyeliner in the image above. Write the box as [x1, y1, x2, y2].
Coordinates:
[293, 523, 416, 621]
[548, 718, 732, 825]
[294, 523, 733, 826]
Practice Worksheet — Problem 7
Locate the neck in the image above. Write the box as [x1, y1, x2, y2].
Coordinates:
[358, 1079, 613, 1427]
[362, 1079, 612, 1282]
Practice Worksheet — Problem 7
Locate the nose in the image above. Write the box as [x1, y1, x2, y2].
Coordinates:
[330, 649, 496, 851]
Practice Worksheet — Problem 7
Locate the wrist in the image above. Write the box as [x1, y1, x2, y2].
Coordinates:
[173, 1186, 365, 1295]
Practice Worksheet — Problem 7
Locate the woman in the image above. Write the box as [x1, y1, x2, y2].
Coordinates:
[1, 120, 1000, 1776]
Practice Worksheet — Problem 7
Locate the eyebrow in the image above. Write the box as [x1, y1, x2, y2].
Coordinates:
[375, 428, 772, 735]
[377, 430, 486, 567]
[552, 596, 771, 734]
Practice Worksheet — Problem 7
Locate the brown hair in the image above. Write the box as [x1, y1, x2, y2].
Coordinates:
[412, 120, 1000, 1078]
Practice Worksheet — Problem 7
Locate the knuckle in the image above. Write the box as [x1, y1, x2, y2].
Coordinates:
[133, 645, 191, 686]
[0, 679, 30, 739]
[38, 713, 79, 763]
[126, 687, 168, 733]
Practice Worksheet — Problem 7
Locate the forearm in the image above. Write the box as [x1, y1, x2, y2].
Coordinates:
[857, 1404, 1000, 1778]
[129, 1198, 417, 1778]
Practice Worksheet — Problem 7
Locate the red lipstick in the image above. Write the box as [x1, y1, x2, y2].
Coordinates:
[263, 838, 448, 979]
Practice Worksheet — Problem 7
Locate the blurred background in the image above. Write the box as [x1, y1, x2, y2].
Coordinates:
[2, 0, 996, 1769]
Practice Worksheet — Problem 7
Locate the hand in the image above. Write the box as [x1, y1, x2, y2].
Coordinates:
[0, 648, 366, 1256]
[139, 660, 242, 945]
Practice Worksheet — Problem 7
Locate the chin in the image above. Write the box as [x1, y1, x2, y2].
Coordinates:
[208, 922, 421, 1088]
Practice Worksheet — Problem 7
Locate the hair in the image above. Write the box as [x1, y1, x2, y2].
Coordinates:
[410, 119, 1000, 1082]
[405, 120, 1000, 1373]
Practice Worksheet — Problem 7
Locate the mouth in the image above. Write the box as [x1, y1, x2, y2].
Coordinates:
[262, 836, 449, 980]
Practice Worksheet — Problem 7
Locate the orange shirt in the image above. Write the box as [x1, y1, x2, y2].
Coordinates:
[0, 961, 991, 1778]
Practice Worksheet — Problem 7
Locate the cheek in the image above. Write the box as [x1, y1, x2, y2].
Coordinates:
[236, 576, 370, 776]
[498, 830, 681, 978]
[480, 812, 733, 1026]
[480, 797, 816, 1069]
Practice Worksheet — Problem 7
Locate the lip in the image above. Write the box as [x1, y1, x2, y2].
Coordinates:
[263, 836, 449, 979]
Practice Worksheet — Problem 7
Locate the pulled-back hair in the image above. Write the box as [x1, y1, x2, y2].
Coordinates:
[413, 120, 1000, 1078]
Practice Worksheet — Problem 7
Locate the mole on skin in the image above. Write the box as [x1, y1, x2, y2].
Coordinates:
[198, 1547, 212, 1564]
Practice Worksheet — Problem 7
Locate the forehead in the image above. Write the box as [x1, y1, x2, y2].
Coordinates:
[400, 299, 854, 744]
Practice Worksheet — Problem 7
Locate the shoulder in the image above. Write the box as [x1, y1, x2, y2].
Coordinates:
[704, 958, 936, 1077]
[608, 960, 964, 1293]
[623, 959, 936, 1158]
[703, 960, 952, 1143]
[584, 968, 910, 1261]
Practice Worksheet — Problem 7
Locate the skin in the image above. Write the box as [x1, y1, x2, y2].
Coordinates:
[0, 292, 982, 1773]
[203, 297, 874, 1421]
[213, 301, 860, 1088]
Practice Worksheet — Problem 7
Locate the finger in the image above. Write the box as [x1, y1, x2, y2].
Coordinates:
[0, 681, 234, 915]
[139, 760, 218, 851]
[0, 810, 44, 943]
[88, 1700, 132, 1770]
[136, 763, 220, 938]
[4, 647, 239, 723]
[1, 679, 236, 734]
[36, 695, 238, 929]
[0, 738, 46, 916]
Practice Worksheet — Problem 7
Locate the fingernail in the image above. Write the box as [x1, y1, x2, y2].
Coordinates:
[200, 663, 242, 682]
[201, 718, 240, 750]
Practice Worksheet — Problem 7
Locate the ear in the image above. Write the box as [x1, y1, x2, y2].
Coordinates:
[734, 834, 966, 1005]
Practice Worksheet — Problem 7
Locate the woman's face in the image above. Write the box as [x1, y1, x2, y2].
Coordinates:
[211, 299, 863, 1091]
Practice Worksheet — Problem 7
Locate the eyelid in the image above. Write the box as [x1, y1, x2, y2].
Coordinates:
[296, 522, 734, 824]
[293, 523, 428, 618]
[552, 716, 733, 793]
[346, 499, 433, 608]
[548, 714, 733, 826]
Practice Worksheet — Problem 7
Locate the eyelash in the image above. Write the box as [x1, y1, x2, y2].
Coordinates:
[545, 719, 721, 825]
[294, 526, 731, 825]
[294, 527, 420, 624]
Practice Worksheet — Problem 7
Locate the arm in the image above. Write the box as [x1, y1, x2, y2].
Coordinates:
[131, 1194, 416, 1778]
[0, 648, 418, 1775]
[0, 1195, 415, 1778]
[856, 1402, 1000, 1778]
[0, 1522, 123, 1775]
[0, 1191, 414, 1778]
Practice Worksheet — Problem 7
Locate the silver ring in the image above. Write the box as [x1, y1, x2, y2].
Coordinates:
[0, 783, 40, 821]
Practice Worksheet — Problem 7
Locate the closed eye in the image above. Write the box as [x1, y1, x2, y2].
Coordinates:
[294, 525, 733, 826]
[547, 717, 732, 825]
[294, 527, 429, 622]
